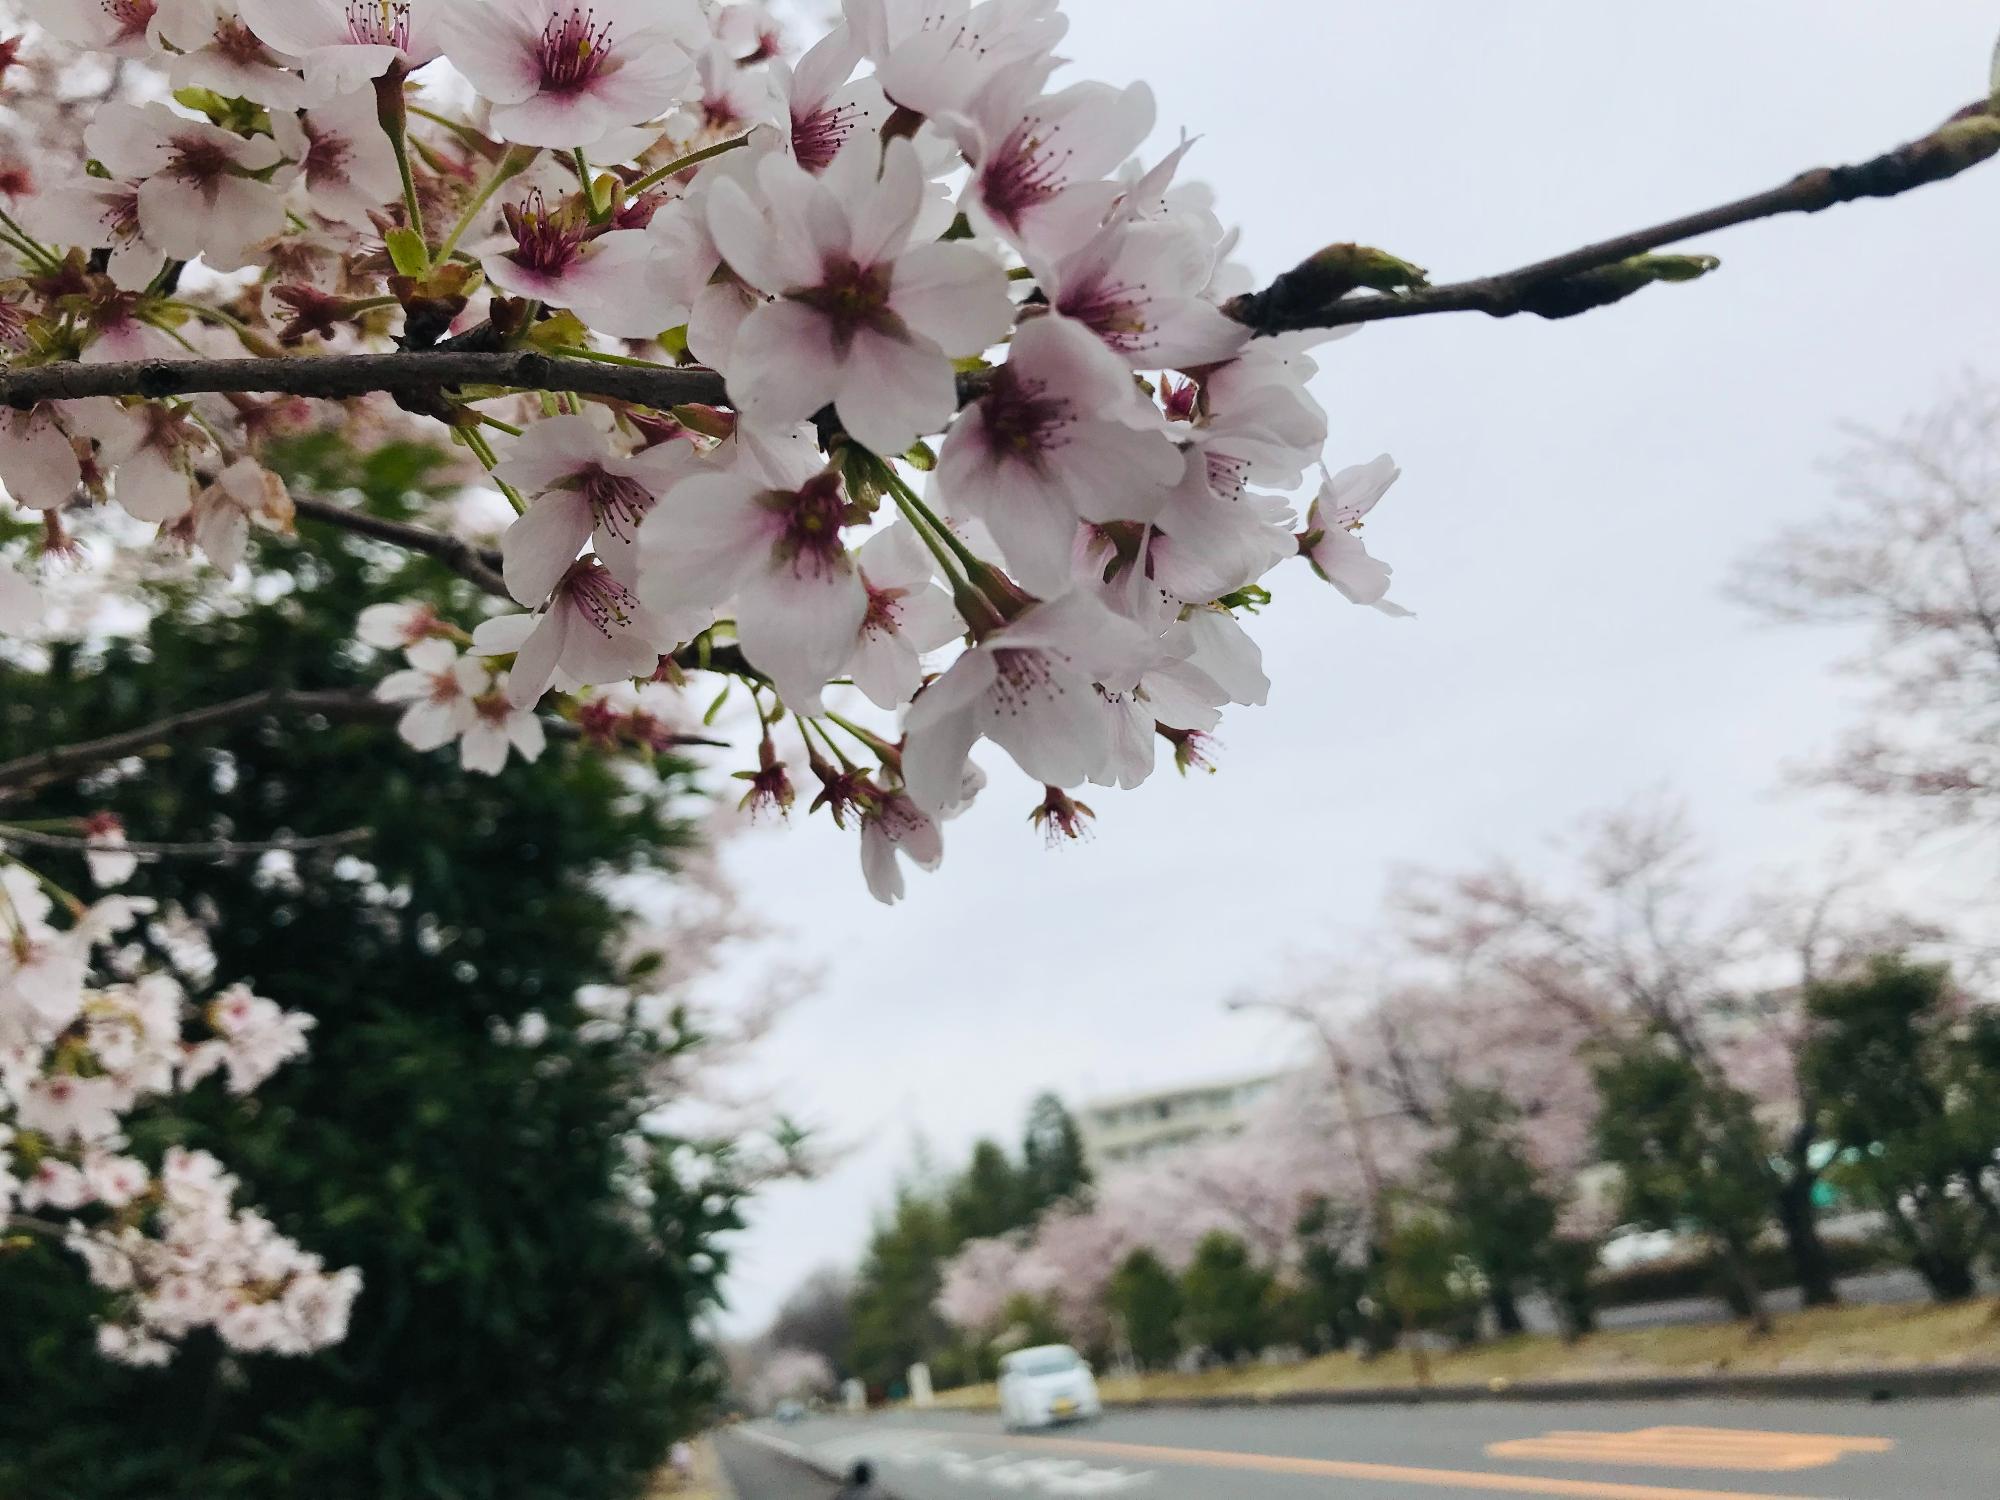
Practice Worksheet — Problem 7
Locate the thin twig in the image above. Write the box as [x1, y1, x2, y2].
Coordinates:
[0, 826, 375, 861]
[292, 494, 509, 597]
[0, 684, 727, 800]
[0, 350, 727, 412]
[0, 688, 397, 794]
[1228, 99, 2000, 335]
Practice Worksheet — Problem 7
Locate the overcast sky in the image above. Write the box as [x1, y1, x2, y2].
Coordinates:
[709, 1, 2000, 1333]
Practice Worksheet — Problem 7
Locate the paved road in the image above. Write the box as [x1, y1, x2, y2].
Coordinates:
[734, 1395, 2000, 1500]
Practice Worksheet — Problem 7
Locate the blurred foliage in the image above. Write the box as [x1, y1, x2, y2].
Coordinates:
[1423, 1086, 1569, 1336]
[846, 1187, 959, 1395]
[0, 432, 739, 1500]
[1806, 956, 2000, 1300]
[1281, 1195, 1376, 1357]
[845, 1093, 1092, 1391]
[1593, 1039, 1777, 1321]
[1105, 1249, 1181, 1370]
[1178, 1232, 1277, 1363]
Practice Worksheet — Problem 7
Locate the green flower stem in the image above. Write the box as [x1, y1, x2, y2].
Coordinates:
[375, 72, 427, 261]
[544, 344, 676, 370]
[0, 210, 58, 273]
[461, 425, 526, 514]
[437, 145, 540, 263]
[627, 133, 755, 196]
[876, 460, 988, 581]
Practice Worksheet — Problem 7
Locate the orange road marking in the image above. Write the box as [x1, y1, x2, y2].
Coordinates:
[1488, 1427, 1895, 1473]
[949, 1429, 1841, 1500]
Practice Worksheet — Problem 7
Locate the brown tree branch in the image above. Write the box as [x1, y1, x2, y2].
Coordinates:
[0, 350, 728, 413]
[0, 104, 1986, 416]
[0, 686, 720, 800]
[0, 688, 400, 795]
[291, 493, 509, 597]
[1228, 100, 2000, 335]
[0, 825, 376, 861]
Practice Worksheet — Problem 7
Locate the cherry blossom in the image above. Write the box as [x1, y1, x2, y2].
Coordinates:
[0, 403, 84, 511]
[483, 191, 689, 339]
[936, 312, 1181, 595]
[22, 0, 164, 59]
[901, 588, 1158, 812]
[636, 430, 867, 715]
[375, 637, 482, 750]
[29, 176, 168, 292]
[847, 523, 964, 710]
[436, 0, 707, 149]
[461, 687, 549, 774]
[842, 0, 1067, 122]
[85, 101, 291, 272]
[476, 557, 682, 708]
[273, 90, 406, 229]
[0, 0, 1493, 917]
[237, 0, 445, 95]
[357, 601, 449, 652]
[495, 413, 689, 599]
[82, 813, 140, 889]
[857, 789, 945, 903]
[953, 69, 1157, 257]
[706, 137, 1013, 456]
[153, 0, 309, 110]
[1038, 217, 1251, 369]
[1303, 456, 1411, 615]
[1, 860, 359, 1367]
[186, 459, 295, 574]
[779, 25, 885, 173]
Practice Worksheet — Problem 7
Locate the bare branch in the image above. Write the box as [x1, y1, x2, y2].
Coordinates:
[0, 683, 729, 801]
[1229, 100, 2000, 336]
[0, 688, 399, 795]
[291, 493, 508, 597]
[0, 350, 728, 412]
[0, 825, 375, 861]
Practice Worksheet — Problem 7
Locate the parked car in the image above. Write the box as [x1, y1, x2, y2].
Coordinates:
[773, 1399, 806, 1424]
[997, 1344, 1102, 1431]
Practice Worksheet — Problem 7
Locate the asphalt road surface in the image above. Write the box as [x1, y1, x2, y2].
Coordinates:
[720, 1395, 2000, 1500]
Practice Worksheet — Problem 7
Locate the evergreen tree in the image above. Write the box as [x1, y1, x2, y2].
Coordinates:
[1021, 1092, 1092, 1211]
[1425, 1087, 1565, 1335]
[946, 1140, 1030, 1243]
[1804, 956, 2000, 1299]
[1179, 1232, 1276, 1363]
[1285, 1194, 1373, 1355]
[1106, 1249, 1182, 1369]
[0, 434, 741, 1500]
[846, 1188, 958, 1392]
[1594, 1038, 1775, 1333]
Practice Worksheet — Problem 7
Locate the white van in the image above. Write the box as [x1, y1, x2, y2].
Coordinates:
[997, 1344, 1102, 1431]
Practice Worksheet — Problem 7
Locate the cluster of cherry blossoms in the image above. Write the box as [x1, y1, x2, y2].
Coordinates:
[0, 852, 359, 1365]
[0, 0, 1408, 905]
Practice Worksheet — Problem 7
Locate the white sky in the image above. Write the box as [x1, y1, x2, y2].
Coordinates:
[711, 1, 2000, 1332]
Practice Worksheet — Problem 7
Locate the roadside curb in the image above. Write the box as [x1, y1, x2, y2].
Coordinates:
[732, 1426, 903, 1495]
[931, 1362, 2000, 1413]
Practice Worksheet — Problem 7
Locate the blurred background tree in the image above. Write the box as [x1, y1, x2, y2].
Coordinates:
[1106, 1249, 1182, 1371]
[1178, 1232, 1276, 1364]
[0, 432, 746, 1500]
[1806, 956, 2000, 1301]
